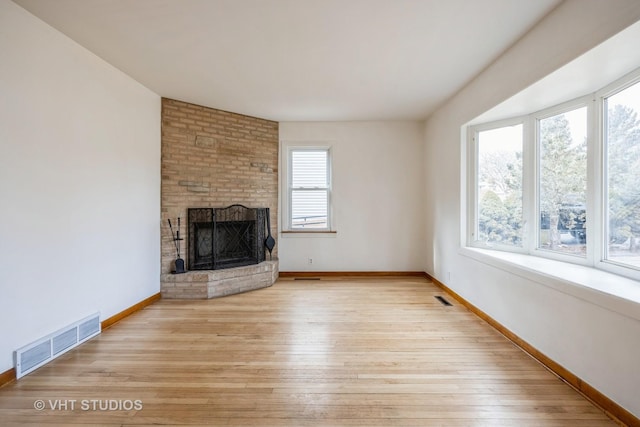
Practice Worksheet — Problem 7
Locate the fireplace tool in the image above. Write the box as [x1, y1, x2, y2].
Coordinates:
[265, 208, 275, 260]
[168, 217, 186, 274]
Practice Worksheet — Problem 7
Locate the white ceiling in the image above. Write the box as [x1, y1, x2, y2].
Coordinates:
[14, 0, 561, 122]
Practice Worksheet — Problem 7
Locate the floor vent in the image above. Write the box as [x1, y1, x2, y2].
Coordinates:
[294, 277, 321, 281]
[14, 313, 101, 379]
[435, 296, 453, 306]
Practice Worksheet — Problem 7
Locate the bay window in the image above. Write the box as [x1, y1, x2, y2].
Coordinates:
[468, 68, 640, 280]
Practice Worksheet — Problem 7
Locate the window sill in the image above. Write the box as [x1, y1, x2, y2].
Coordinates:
[281, 230, 337, 238]
[459, 247, 640, 322]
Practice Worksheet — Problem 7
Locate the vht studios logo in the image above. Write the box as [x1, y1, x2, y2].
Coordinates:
[34, 399, 143, 411]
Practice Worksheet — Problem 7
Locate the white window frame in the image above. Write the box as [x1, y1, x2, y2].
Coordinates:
[595, 68, 640, 279]
[281, 143, 333, 232]
[467, 116, 528, 254]
[466, 67, 640, 283]
[531, 96, 594, 267]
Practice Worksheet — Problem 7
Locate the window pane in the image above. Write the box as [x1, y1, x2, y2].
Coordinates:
[538, 107, 587, 256]
[606, 80, 640, 268]
[291, 190, 328, 228]
[292, 150, 327, 188]
[476, 124, 523, 246]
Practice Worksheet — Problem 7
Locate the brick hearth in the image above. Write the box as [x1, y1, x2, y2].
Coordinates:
[161, 260, 278, 299]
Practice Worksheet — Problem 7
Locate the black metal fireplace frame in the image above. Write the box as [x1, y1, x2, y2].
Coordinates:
[188, 205, 267, 270]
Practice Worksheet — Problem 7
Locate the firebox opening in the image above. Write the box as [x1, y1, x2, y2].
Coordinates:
[188, 205, 267, 271]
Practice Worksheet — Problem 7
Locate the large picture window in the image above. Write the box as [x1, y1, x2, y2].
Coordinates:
[537, 106, 588, 257]
[468, 68, 640, 280]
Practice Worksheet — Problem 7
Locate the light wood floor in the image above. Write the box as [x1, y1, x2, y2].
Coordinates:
[0, 277, 617, 426]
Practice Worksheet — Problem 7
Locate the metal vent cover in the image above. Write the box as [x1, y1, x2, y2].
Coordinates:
[19, 341, 51, 373]
[79, 316, 100, 341]
[435, 296, 453, 306]
[14, 313, 101, 378]
[52, 328, 77, 355]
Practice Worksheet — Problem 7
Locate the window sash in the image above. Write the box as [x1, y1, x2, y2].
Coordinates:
[601, 77, 640, 272]
[535, 104, 589, 259]
[290, 188, 329, 229]
[469, 118, 526, 253]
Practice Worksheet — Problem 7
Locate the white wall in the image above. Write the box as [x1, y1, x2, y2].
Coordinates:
[0, 0, 160, 373]
[424, 0, 640, 417]
[279, 121, 424, 272]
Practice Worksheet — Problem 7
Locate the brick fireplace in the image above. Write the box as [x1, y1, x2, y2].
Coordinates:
[160, 98, 278, 299]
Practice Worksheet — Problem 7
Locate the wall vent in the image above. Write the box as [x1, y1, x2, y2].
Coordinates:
[294, 277, 321, 281]
[14, 313, 101, 379]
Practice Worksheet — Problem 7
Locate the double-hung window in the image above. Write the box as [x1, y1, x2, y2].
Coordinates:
[287, 148, 332, 230]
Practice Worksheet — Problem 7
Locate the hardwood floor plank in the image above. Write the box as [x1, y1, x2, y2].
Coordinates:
[0, 277, 619, 426]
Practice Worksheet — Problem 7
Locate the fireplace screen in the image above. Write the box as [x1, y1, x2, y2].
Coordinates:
[188, 205, 267, 270]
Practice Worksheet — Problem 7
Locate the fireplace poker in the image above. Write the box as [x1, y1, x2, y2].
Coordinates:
[168, 218, 186, 274]
[168, 218, 180, 257]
